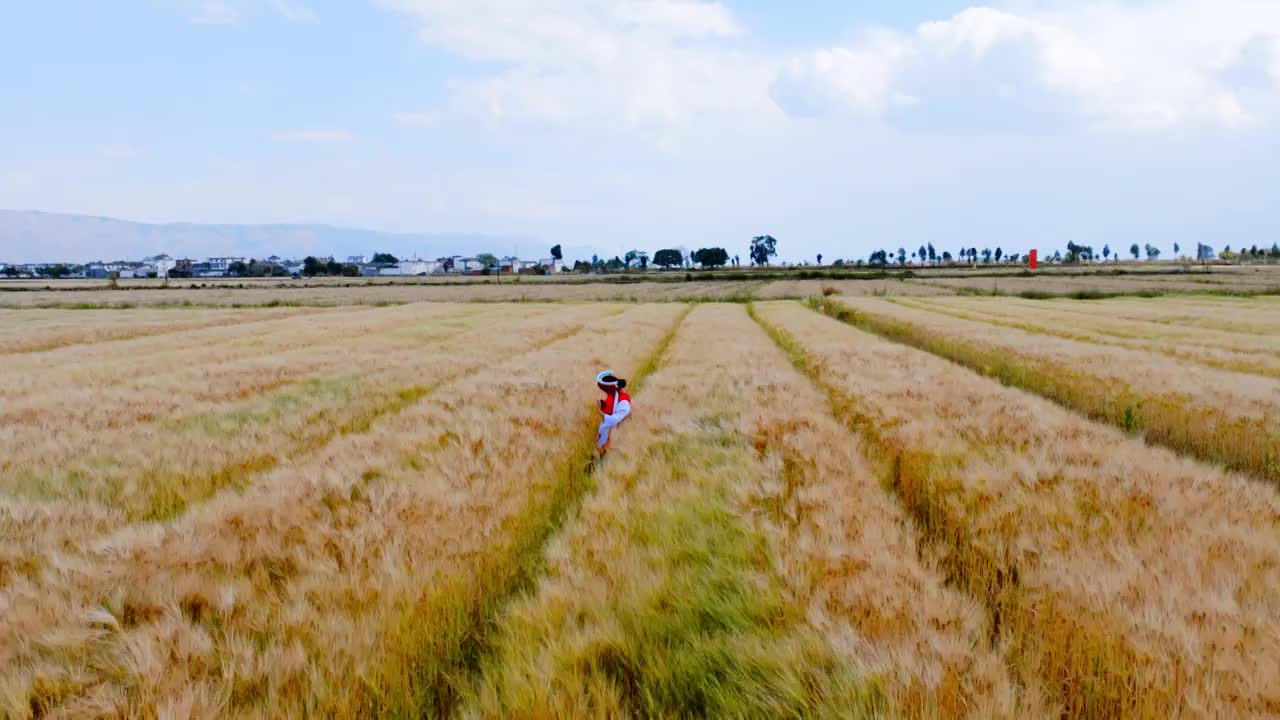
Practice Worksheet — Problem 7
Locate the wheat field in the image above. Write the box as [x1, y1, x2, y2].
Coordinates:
[3, 294, 1279, 718]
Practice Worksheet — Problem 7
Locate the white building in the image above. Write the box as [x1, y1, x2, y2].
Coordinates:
[347, 255, 370, 265]
[380, 260, 441, 276]
[206, 257, 247, 272]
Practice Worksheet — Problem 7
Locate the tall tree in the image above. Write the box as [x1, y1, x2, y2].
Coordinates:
[816, 253, 823, 265]
[750, 235, 778, 266]
[927, 243, 937, 263]
[692, 247, 729, 268]
[653, 249, 683, 268]
[550, 244, 563, 262]
[1130, 243, 1140, 259]
[1103, 244, 1111, 260]
[477, 253, 499, 268]
[994, 247, 1003, 262]
[897, 247, 907, 265]
[372, 253, 399, 264]
[1144, 244, 1160, 260]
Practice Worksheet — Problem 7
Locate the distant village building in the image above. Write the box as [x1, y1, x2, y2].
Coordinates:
[380, 259, 441, 276]
[84, 261, 146, 278]
[205, 257, 247, 273]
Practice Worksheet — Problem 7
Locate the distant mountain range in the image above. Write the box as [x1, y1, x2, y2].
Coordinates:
[0, 210, 550, 263]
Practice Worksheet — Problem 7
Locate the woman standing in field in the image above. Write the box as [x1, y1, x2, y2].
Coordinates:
[596, 370, 631, 457]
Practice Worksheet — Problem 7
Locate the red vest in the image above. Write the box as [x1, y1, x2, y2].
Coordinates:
[602, 390, 631, 415]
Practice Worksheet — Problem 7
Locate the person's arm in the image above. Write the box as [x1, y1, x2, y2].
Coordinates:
[599, 398, 630, 429]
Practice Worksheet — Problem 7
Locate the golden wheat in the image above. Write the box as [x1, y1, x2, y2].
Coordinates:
[826, 296, 1280, 485]
[463, 304, 1043, 718]
[0, 280, 757, 308]
[0, 303, 683, 718]
[754, 300, 1280, 717]
[5, 294, 1279, 718]
[912, 270, 1280, 296]
[893, 296, 1280, 379]
[0, 304, 615, 581]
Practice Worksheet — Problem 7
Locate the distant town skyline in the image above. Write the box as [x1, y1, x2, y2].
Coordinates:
[3, 2, 1279, 263]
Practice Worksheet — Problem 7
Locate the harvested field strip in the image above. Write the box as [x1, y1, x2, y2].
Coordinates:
[465, 305, 1037, 718]
[0, 282, 766, 308]
[369, 305, 691, 719]
[756, 277, 947, 299]
[0, 306, 330, 355]
[753, 301, 1280, 717]
[892, 297, 1280, 380]
[0, 305, 606, 549]
[0, 304, 684, 719]
[818, 297, 1280, 486]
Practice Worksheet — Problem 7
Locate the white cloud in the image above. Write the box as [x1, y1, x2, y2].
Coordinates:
[270, 0, 318, 23]
[392, 111, 439, 128]
[374, 0, 775, 131]
[190, 0, 238, 25]
[272, 129, 356, 144]
[189, 0, 317, 25]
[773, 2, 1280, 132]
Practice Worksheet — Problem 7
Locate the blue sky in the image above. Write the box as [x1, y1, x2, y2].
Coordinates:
[2, 0, 1279, 263]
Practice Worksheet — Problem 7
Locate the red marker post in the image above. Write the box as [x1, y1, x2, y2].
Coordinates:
[1029, 249, 1038, 270]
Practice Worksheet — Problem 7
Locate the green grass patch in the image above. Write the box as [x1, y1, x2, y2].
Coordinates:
[464, 421, 886, 718]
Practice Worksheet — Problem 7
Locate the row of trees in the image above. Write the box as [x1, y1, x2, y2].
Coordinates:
[570, 236, 779, 273]
[348, 235, 1280, 278]
[228, 259, 291, 278]
[1, 264, 75, 277]
[302, 256, 360, 277]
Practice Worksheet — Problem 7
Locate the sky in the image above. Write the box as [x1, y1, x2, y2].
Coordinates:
[1, 0, 1279, 263]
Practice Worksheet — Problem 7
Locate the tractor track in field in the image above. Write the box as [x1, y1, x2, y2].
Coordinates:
[378, 304, 692, 719]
